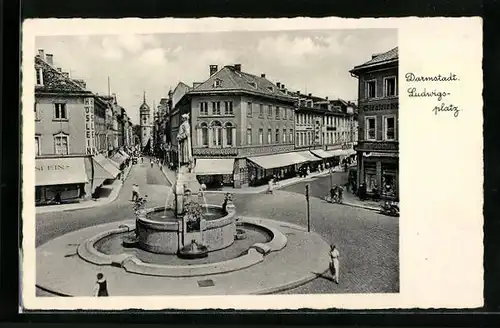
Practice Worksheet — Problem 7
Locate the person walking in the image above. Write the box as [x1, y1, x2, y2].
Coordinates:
[94, 273, 109, 297]
[338, 184, 344, 203]
[132, 184, 139, 201]
[330, 186, 336, 203]
[329, 245, 340, 284]
[141, 156, 144, 164]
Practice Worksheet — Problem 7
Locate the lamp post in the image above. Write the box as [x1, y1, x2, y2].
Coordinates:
[305, 184, 311, 232]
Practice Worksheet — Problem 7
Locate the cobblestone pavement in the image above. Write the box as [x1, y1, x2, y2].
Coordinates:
[36, 166, 398, 295]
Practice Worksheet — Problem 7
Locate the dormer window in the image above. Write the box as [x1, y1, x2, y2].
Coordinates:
[267, 86, 274, 92]
[213, 79, 223, 88]
[35, 67, 44, 86]
[248, 81, 257, 88]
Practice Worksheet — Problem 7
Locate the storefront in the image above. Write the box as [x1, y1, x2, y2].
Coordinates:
[359, 152, 399, 200]
[35, 157, 91, 205]
[296, 150, 325, 172]
[91, 153, 121, 194]
[195, 158, 235, 189]
[247, 152, 308, 186]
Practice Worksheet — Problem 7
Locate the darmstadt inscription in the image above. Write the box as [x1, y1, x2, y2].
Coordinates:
[406, 72, 460, 117]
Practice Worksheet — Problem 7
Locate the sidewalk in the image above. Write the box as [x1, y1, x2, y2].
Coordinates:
[36, 165, 133, 214]
[159, 164, 343, 194]
[324, 191, 385, 212]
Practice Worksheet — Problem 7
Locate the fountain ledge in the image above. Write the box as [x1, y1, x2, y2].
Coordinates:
[76, 217, 288, 277]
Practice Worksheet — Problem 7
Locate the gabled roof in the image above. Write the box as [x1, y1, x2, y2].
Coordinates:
[35, 55, 92, 95]
[189, 65, 294, 102]
[350, 47, 398, 73]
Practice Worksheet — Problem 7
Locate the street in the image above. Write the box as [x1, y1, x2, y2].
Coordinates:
[36, 163, 398, 295]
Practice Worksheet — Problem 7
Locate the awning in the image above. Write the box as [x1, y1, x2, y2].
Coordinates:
[92, 178, 107, 193]
[119, 150, 130, 159]
[311, 149, 335, 159]
[195, 158, 235, 175]
[248, 152, 308, 170]
[111, 152, 127, 165]
[92, 153, 121, 179]
[35, 157, 89, 187]
[327, 148, 357, 157]
[296, 151, 322, 162]
[364, 152, 399, 158]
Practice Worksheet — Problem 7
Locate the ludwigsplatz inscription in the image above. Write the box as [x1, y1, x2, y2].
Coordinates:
[405, 72, 460, 117]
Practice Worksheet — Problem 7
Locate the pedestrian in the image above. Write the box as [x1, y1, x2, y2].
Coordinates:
[338, 184, 344, 203]
[267, 178, 274, 194]
[132, 184, 139, 201]
[141, 157, 144, 164]
[151, 160, 154, 168]
[330, 186, 336, 203]
[94, 273, 109, 297]
[329, 245, 340, 284]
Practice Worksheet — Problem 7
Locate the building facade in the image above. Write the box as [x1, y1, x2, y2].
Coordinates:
[350, 47, 399, 199]
[139, 92, 152, 152]
[34, 49, 121, 205]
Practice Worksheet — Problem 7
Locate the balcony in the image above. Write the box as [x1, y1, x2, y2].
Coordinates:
[355, 141, 398, 152]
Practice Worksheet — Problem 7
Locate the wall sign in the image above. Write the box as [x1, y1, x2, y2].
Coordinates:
[84, 97, 96, 155]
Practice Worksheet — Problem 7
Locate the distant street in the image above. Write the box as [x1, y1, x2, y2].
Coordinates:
[36, 162, 398, 295]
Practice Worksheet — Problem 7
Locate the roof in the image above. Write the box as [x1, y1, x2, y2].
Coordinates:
[189, 65, 295, 102]
[350, 47, 398, 73]
[35, 55, 92, 95]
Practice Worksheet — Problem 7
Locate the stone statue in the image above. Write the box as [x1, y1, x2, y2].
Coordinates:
[176, 113, 193, 172]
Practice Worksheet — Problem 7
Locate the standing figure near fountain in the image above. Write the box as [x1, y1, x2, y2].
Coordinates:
[177, 113, 193, 173]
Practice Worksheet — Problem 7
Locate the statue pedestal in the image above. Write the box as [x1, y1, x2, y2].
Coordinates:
[175, 166, 202, 248]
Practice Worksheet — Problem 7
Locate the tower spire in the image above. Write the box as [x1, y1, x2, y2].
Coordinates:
[143, 91, 146, 104]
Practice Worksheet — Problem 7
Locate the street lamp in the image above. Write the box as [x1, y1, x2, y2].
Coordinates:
[305, 184, 311, 232]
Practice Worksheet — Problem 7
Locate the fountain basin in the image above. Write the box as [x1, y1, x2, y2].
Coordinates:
[136, 204, 236, 255]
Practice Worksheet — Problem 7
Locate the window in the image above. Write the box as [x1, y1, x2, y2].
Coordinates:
[289, 129, 293, 143]
[282, 129, 287, 143]
[35, 68, 43, 86]
[54, 134, 69, 155]
[247, 102, 253, 117]
[366, 117, 376, 140]
[289, 109, 293, 120]
[384, 77, 397, 97]
[211, 121, 222, 146]
[267, 105, 272, 118]
[200, 122, 209, 146]
[222, 122, 232, 146]
[259, 104, 264, 118]
[224, 101, 233, 115]
[267, 128, 272, 144]
[258, 128, 264, 144]
[35, 136, 40, 156]
[213, 79, 223, 88]
[384, 116, 396, 140]
[246, 127, 252, 145]
[34, 102, 40, 120]
[283, 108, 287, 119]
[275, 129, 280, 143]
[366, 80, 377, 99]
[212, 102, 221, 115]
[200, 102, 209, 116]
[296, 132, 299, 144]
[275, 106, 280, 119]
[54, 103, 67, 120]
[143, 117, 147, 124]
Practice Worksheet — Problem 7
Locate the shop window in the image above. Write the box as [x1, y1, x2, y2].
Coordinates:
[224, 122, 233, 146]
[258, 128, 263, 144]
[54, 103, 67, 120]
[382, 171, 397, 198]
[364, 162, 377, 191]
[247, 102, 252, 117]
[35, 136, 40, 156]
[366, 80, 377, 99]
[246, 127, 252, 145]
[365, 117, 376, 141]
[54, 133, 69, 155]
[200, 102, 209, 116]
[212, 101, 221, 115]
[384, 77, 397, 97]
[224, 101, 233, 115]
[384, 116, 396, 141]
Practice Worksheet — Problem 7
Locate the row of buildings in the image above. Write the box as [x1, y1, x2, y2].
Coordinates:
[34, 49, 138, 205]
[145, 47, 399, 199]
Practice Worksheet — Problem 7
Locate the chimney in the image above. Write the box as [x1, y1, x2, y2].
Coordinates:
[62, 72, 69, 78]
[234, 64, 241, 72]
[296, 91, 300, 95]
[372, 53, 381, 59]
[261, 73, 266, 78]
[209, 65, 218, 76]
[281, 84, 286, 90]
[276, 82, 281, 88]
[57, 68, 62, 72]
[37, 49, 45, 59]
[45, 54, 54, 65]
[308, 93, 312, 97]
[325, 96, 328, 100]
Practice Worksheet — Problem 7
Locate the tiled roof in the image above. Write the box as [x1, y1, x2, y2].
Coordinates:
[34, 55, 92, 95]
[190, 65, 294, 102]
[351, 47, 398, 71]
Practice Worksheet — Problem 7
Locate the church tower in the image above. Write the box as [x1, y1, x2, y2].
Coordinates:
[139, 91, 152, 151]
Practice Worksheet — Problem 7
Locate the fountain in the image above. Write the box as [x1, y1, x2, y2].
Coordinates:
[128, 113, 236, 258]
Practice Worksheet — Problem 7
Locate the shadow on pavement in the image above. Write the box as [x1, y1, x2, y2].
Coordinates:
[312, 271, 335, 282]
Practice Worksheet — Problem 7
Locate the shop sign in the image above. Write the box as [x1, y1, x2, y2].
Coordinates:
[84, 97, 96, 155]
[35, 164, 71, 171]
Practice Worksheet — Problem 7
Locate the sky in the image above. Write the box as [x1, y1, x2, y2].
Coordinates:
[35, 29, 396, 125]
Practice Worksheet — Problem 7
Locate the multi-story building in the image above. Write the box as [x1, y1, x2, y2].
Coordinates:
[139, 92, 152, 153]
[350, 47, 399, 199]
[34, 50, 120, 205]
